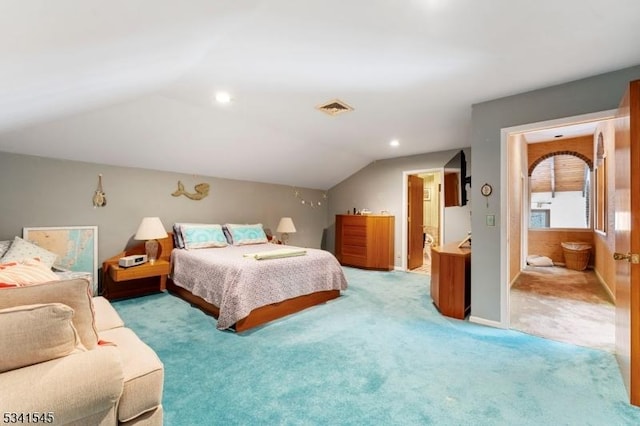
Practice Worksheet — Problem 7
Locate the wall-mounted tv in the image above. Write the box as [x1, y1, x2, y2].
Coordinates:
[460, 150, 471, 206]
[444, 150, 471, 207]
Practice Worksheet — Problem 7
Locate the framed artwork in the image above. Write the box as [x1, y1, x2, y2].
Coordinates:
[23, 226, 98, 287]
[424, 188, 431, 201]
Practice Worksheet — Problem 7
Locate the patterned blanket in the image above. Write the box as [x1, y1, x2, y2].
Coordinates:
[171, 244, 347, 330]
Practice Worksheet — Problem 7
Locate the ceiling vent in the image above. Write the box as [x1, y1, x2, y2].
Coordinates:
[316, 99, 354, 116]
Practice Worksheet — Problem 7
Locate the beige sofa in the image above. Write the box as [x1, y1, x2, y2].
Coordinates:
[0, 278, 164, 425]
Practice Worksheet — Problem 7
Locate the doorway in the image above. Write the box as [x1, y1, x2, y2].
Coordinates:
[403, 169, 442, 274]
[503, 112, 617, 352]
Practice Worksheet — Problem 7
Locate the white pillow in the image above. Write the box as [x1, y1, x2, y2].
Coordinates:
[0, 240, 11, 257]
[0, 259, 61, 286]
[526, 255, 554, 267]
[0, 236, 58, 268]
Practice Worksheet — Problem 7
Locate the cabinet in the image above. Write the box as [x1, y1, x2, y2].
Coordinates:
[101, 235, 173, 300]
[335, 214, 394, 271]
[102, 260, 171, 300]
[430, 242, 471, 319]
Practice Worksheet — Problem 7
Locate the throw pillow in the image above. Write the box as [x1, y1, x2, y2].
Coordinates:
[0, 278, 99, 350]
[224, 223, 268, 246]
[181, 224, 228, 249]
[0, 259, 61, 287]
[0, 303, 85, 373]
[0, 236, 58, 268]
[0, 240, 11, 257]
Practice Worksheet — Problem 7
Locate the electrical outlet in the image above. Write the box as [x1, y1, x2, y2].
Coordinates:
[486, 215, 495, 227]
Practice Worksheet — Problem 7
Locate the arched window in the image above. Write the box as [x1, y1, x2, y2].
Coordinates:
[529, 154, 591, 229]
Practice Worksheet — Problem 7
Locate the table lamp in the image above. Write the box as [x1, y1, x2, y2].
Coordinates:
[276, 217, 296, 245]
[134, 217, 168, 264]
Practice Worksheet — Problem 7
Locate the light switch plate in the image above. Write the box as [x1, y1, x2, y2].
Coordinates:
[486, 215, 496, 226]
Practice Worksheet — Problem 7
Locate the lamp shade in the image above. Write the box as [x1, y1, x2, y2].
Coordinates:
[134, 217, 168, 240]
[276, 217, 296, 234]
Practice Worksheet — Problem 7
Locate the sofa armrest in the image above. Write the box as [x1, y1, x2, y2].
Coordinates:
[93, 296, 125, 332]
[0, 346, 124, 425]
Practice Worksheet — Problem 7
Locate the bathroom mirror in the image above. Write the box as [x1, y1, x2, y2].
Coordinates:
[529, 154, 591, 229]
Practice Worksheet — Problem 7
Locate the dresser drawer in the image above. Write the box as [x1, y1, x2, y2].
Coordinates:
[343, 235, 366, 247]
[343, 244, 366, 257]
[343, 224, 367, 238]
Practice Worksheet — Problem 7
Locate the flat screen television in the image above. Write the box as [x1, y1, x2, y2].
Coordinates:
[444, 150, 471, 206]
[460, 150, 471, 206]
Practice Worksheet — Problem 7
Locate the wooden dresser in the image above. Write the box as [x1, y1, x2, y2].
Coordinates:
[430, 242, 471, 319]
[335, 214, 394, 271]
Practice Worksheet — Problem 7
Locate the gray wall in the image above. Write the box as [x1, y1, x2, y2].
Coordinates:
[0, 151, 328, 276]
[470, 64, 640, 323]
[327, 148, 470, 267]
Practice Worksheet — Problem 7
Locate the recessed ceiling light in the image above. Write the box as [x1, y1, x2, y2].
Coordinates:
[390, 139, 400, 147]
[215, 92, 232, 104]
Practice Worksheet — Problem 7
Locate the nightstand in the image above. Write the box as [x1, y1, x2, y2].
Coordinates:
[102, 259, 171, 300]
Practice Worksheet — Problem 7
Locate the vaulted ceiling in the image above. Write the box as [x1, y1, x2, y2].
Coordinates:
[1, 1, 640, 189]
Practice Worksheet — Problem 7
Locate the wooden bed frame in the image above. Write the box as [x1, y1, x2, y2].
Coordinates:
[166, 279, 339, 332]
[156, 233, 340, 332]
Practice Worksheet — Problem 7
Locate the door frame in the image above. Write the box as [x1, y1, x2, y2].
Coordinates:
[499, 108, 617, 328]
[401, 168, 443, 271]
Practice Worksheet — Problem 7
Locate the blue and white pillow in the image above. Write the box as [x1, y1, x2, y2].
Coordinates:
[180, 224, 228, 249]
[0, 236, 58, 268]
[0, 240, 11, 258]
[224, 224, 268, 246]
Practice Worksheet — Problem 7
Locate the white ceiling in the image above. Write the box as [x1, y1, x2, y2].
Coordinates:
[523, 121, 603, 143]
[1, 0, 640, 189]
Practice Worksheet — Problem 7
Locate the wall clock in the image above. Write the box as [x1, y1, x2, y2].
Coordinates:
[481, 183, 493, 196]
[481, 183, 493, 208]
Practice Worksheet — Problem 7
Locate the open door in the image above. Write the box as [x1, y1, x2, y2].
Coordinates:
[614, 79, 640, 406]
[408, 174, 424, 270]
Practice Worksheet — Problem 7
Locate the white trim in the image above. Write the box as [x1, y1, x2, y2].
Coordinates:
[499, 108, 617, 327]
[521, 172, 528, 273]
[22, 225, 99, 295]
[469, 315, 506, 329]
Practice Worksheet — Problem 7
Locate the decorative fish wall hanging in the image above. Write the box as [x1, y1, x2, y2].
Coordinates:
[171, 181, 210, 200]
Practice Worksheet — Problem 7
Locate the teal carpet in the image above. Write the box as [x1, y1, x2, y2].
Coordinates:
[112, 268, 640, 425]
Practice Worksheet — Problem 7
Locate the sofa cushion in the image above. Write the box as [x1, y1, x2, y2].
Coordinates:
[0, 278, 99, 349]
[100, 327, 164, 422]
[0, 346, 124, 425]
[119, 406, 163, 426]
[93, 296, 125, 332]
[0, 303, 85, 373]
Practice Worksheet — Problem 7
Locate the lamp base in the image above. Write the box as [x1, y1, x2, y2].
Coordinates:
[281, 233, 289, 245]
[145, 239, 159, 264]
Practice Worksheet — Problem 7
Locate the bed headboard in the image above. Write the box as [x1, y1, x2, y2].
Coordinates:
[103, 232, 175, 264]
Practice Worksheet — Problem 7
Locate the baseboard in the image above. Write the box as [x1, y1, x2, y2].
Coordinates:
[509, 271, 521, 289]
[469, 315, 507, 329]
[593, 269, 616, 303]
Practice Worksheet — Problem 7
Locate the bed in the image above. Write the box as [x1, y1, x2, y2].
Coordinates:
[167, 223, 348, 332]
